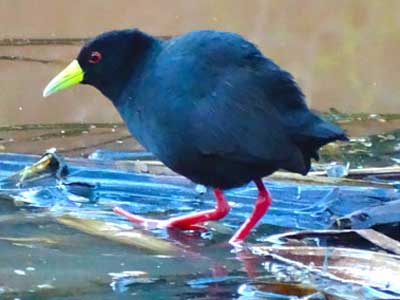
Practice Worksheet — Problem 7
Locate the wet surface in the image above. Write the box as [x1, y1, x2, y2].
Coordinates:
[1, 114, 400, 299]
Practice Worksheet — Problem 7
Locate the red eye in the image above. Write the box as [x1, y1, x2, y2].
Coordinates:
[88, 51, 102, 64]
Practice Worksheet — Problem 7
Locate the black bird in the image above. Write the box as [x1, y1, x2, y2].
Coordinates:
[43, 29, 347, 244]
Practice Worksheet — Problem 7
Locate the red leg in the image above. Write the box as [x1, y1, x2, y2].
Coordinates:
[114, 188, 230, 231]
[229, 179, 272, 244]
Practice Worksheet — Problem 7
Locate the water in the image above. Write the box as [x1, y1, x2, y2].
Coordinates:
[0, 218, 242, 299]
[1, 115, 400, 299]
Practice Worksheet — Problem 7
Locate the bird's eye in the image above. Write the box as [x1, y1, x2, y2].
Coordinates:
[88, 51, 102, 64]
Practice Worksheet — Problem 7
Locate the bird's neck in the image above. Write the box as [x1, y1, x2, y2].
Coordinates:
[100, 30, 162, 103]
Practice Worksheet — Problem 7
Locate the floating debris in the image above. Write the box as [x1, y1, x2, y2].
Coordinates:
[14, 270, 26, 276]
[334, 199, 400, 233]
[188, 275, 244, 289]
[263, 229, 400, 255]
[0, 236, 58, 245]
[250, 245, 400, 296]
[326, 162, 350, 177]
[109, 271, 157, 293]
[56, 214, 180, 254]
[237, 282, 319, 300]
[0, 148, 67, 189]
[37, 284, 54, 289]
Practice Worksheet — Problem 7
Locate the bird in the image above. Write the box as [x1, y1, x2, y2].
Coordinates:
[43, 29, 347, 244]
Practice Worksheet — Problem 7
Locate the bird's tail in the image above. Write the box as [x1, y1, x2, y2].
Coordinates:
[292, 116, 348, 172]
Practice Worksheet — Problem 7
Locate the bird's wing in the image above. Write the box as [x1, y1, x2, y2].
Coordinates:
[184, 63, 308, 173]
[151, 31, 314, 173]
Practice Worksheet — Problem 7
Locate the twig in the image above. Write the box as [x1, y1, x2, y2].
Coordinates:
[0, 55, 61, 64]
[0, 36, 172, 47]
[356, 229, 400, 256]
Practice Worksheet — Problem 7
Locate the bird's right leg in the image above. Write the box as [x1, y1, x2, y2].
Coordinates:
[114, 188, 230, 231]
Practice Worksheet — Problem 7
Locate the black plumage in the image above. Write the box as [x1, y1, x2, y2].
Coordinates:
[77, 29, 346, 189]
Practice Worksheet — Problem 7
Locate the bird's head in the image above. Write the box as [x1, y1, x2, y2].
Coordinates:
[43, 29, 155, 100]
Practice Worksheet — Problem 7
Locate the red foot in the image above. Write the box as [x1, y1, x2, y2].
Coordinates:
[229, 179, 272, 244]
[114, 188, 230, 231]
[114, 179, 271, 244]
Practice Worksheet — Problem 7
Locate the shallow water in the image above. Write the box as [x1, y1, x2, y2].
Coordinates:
[1, 114, 400, 299]
[0, 153, 286, 300]
[0, 218, 243, 299]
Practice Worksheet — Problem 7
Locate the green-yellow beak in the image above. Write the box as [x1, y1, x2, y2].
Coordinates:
[43, 60, 84, 98]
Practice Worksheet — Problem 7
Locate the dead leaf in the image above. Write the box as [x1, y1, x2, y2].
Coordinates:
[356, 229, 400, 256]
[251, 245, 400, 294]
[56, 214, 180, 255]
[0, 236, 58, 245]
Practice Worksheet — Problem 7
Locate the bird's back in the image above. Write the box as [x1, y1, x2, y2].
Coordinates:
[119, 30, 347, 188]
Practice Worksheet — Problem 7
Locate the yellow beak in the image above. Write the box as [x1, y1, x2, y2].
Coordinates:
[43, 60, 84, 97]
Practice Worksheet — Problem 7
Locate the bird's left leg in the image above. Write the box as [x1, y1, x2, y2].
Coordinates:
[114, 188, 230, 231]
[229, 178, 272, 244]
